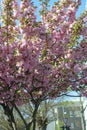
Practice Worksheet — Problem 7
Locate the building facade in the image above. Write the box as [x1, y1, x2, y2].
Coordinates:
[47, 100, 87, 130]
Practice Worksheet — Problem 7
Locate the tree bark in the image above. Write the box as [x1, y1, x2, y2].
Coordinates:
[14, 104, 32, 130]
[2, 104, 17, 130]
[14, 104, 27, 127]
[42, 125, 47, 130]
[14, 101, 40, 130]
[80, 97, 86, 130]
[32, 103, 40, 130]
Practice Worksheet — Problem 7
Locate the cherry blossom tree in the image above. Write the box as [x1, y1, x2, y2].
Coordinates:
[0, 0, 23, 129]
[0, 0, 87, 130]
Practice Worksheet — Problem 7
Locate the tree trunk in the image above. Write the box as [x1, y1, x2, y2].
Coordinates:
[2, 104, 17, 130]
[80, 97, 86, 130]
[32, 103, 40, 130]
[14, 101, 40, 130]
[42, 125, 47, 130]
[32, 118, 36, 130]
[9, 112, 17, 130]
[25, 122, 32, 130]
[14, 104, 32, 130]
[81, 106, 86, 130]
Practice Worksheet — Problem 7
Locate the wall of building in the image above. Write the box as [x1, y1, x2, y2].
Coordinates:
[47, 100, 87, 130]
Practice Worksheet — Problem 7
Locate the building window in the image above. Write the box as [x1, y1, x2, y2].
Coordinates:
[71, 123, 74, 129]
[75, 111, 81, 117]
[70, 111, 74, 117]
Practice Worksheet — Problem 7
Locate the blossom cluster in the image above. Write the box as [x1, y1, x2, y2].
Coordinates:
[0, 0, 87, 106]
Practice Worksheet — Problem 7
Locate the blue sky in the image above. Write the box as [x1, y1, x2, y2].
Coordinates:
[0, 0, 86, 20]
[0, 0, 86, 13]
[32, 0, 86, 20]
[76, 0, 86, 16]
[32, 0, 86, 12]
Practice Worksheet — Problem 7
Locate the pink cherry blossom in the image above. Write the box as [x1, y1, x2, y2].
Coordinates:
[0, 2, 87, 129]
